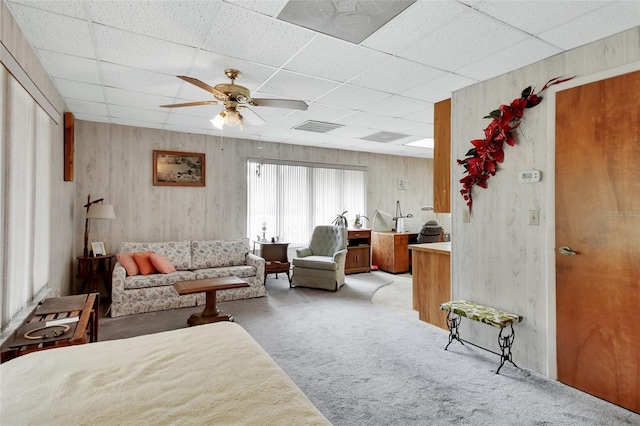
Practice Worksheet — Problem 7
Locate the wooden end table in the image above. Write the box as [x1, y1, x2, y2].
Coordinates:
[254, 241, 291, 285]
[173, 277, 249, 326]
[1, 293, 99, 363]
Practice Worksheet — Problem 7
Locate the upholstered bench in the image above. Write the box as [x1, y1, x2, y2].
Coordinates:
[439, 300, 523, 374]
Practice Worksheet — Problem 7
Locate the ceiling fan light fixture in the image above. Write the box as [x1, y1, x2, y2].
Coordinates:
[211, 108, 244, 130]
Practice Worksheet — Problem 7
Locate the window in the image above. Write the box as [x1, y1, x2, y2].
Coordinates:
[247, 159, 366, 246]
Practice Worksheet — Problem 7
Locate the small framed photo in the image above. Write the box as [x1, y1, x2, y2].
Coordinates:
[91, 241, 106, 257]
[153, 150, 205, 187]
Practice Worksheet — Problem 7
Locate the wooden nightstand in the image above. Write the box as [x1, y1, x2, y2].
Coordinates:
[77, 254, 116, 298]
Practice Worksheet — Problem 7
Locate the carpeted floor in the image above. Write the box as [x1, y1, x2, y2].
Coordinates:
[100, 272, 639, 425]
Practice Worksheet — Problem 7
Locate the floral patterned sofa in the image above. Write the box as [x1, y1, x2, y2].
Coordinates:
[110, 239, 265, 317]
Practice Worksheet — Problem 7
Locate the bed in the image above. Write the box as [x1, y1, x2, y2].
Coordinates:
[1, 322, 331, 425]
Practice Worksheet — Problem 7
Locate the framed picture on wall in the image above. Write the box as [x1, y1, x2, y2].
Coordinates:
[91, 241, 106, 257]
[153, 150, 205, 187]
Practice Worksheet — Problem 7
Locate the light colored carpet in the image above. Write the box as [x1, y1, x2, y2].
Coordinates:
[370, 272, 419, 322]
[100, 272, 639, 425]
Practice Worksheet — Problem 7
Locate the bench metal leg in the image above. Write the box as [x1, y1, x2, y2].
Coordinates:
[496, 323, 519, 374]
[444, 311, 465, 350]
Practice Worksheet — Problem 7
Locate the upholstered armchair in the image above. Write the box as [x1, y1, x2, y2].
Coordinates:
[291, 225, 348, 291]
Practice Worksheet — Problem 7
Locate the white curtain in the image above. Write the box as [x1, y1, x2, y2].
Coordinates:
[247, 159, 366, 247]
[1, 72, 52, 329]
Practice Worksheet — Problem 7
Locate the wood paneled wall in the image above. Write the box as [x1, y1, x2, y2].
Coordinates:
[74, 121, 435, 267]
[451, 27, 640, 375]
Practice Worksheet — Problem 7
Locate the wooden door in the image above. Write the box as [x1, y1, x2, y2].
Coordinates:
[555, 70, 640, 413]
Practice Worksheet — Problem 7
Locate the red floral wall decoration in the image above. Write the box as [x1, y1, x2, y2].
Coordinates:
[457, 76, 574, 213]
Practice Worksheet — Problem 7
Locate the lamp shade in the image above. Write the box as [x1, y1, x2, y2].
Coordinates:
[87, 203, 116, 220]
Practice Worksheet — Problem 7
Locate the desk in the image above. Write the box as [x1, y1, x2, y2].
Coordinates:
[254, 241, 291, 285]
[371, 231, 418, 273]
[1, 293, 99, 362]
[77, 255, 116, 297]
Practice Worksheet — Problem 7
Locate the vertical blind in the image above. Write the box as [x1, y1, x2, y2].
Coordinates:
[247, 159, 366, 247]
[1, 73, 52, 330]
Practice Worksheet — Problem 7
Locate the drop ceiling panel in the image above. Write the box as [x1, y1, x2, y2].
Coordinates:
[315, 84, 390, 110]
[359, 94, 434, 117]
[89, 1, 221, 47]
[361, 0, 467, 54]
[201, 2, 315, 68]
[9, 0, 86, 18]
[456, 38, 562, 81]
[348, 56, 447, 94]
[223, 0, 288, 17]
[94, 25, 198, 74]
[400, 9, 529, 71]
[472, 1, 611, 36]
[65, 99, 108, 116]
[537, 1, 640, 50]
[110, 105, 168, 123]
[402, 73, 478, 103]
[8, 4, 95, 58]
[54, 79, 104, 103]
[257, 70, 340, 102]
[104, 87, 177, 110]
[36, 51, 101, 84]
[283, 35, 387, 82]
[190, 51, 277, 91]
[404, 105, 435, 124]
[101, 63, 181, 97]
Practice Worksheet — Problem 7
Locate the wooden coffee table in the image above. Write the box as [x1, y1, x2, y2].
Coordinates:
[173, 276, 249, 326]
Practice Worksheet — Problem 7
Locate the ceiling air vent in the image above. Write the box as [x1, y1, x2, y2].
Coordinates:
[361, 131, 409, 143]
[293, 120, 344, 133]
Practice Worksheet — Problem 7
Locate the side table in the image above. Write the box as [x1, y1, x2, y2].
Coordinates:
[77, 254, 116, 298]
[1, 293, 99, 363]
[254, 240, 291, 285]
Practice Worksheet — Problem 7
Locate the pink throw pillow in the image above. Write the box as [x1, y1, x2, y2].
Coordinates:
[150, 252, 176, 274]
[116, 252, 139, 276]
[133, 251, 158, 276]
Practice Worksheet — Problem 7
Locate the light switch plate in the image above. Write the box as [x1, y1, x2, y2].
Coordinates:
[529, 209, 540, 225]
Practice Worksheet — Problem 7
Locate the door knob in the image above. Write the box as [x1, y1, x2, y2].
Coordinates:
[558, 245, 577, 256]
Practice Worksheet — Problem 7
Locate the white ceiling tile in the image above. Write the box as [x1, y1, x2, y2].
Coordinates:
[201, 2, 315, 68]
[405, 105, 435, 124]
[538, 2, 640, 50]
[54, 78, 104, 103]
[456, 38, 563, 81]
[94, 25, 197, 74]
[65, 99, 108, 116]
[7, 4, 95, 58]
[472, 1, 612, 36]
[330, 125, 376, 139]
[400, 9, 529, 71]
[165, 112, 214, 130]
[104, 87, 176, 110]
[7, 0, 86, 18]
[348, 56, 447, 94]
[402, 73, 477, 103]
[223, 0, 288, 17]
[359, 94, 433, 117]
[101, 63, 182, 97]
[362, 0, 467, 53]
[73, 112, 110, 124]
[89, 1, 222, 47]
[284, 103, 353, 124]
[403, 122, 435, 138]
[109, 105, 168, 124]
[284, 35, 388, 82]
[35, 51, 101, 84]
[190, 51, 277, 94]
[315, 84, 390, 110]
[257, 70, 340, 102]
[111, 117, 164, 131]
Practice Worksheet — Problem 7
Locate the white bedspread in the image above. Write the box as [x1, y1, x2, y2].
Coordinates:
[1, 322, 331, 425]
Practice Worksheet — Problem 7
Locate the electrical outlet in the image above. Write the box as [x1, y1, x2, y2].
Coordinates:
[529, 209, 540, 226]
[462, 210, 471, 223]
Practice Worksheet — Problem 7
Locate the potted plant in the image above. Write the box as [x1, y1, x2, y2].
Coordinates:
[353, 213, 368, 229]
[332, 210, 349, 227]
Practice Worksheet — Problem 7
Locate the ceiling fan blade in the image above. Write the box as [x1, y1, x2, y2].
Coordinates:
[160, 101, 217, 108]
[177, 75, 227, 99]
[241, 106, 266, 126]
[250, 98, 308, 111]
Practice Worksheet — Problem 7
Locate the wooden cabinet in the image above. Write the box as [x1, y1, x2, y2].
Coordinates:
[409, 243, 451, 330]
[345, 229, 371, 274]
[434, 98, 451, 213]
[255, 241, 291, 284]
[371, 231, 418, 273]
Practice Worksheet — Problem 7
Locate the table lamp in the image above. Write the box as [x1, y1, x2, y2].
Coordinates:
[83, 194, 116, 256]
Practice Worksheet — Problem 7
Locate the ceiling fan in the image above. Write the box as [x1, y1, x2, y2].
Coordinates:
[160, 69, 308, 130]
